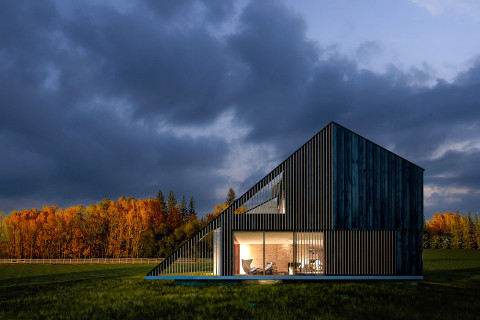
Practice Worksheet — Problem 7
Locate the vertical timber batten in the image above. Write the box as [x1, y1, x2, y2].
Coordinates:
[146, 122, 423, 279]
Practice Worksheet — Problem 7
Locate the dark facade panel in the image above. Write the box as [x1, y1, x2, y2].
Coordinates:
[324, 230, 395, 275]
[395, 230, 422, 276]
[332, 123, 423, 232]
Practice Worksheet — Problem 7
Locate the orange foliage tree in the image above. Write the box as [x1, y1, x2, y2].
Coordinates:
[425, 211, 480, 249]
[0, 190, 200, 259]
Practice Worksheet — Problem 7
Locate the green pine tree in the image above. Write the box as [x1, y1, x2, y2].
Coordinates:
[431, 235, 442, 249]
[167, 190, 183, 229]
[451, 212, 463, 249]
[226, 188, 236, 206]
[188, 196, 196, 219]
[463, 211, 474, 249]
[179, 196, 188, 222]
[156, 190, 166, 209]
[167, 190, 177, 213]
[441, 236, 451, 249]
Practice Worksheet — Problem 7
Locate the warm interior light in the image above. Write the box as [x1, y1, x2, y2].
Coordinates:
[239, 244, 250, 275]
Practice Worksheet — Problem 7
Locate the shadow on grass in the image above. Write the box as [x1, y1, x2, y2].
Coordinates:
[423, 266, 480, 286]
[0, 265, 151, 288]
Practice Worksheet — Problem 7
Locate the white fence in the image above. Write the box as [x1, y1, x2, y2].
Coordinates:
[0, 258, 165, 264]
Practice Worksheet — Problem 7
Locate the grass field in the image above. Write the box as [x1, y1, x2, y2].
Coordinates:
[1, 250, 479, 319]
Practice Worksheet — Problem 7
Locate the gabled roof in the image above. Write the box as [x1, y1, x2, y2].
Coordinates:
[147, 121, 424, 277]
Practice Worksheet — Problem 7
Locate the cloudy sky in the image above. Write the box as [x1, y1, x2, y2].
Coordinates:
[1, 0, 480, 219]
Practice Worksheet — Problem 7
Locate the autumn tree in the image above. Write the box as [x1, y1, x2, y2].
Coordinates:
[422, 218, 431, 249]
[0, 212, 8, 258]
[206, 203, 229, 223]
[476, 214, 480, 249]
[426, 211, 480, 249]
[157, 218, 201, 257]
[84, 204, 109, 258]
[428, 212, 455, 248]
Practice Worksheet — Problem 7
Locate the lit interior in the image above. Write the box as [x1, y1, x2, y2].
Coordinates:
[234, 231, 324, 275]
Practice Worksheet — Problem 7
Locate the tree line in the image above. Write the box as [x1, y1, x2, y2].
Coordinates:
[0, 189, 236, 259]
[423, 211, 480, 249]
[11, 188, 476, 256]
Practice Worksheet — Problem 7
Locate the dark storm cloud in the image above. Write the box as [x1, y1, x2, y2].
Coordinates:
[223, 0, 480, 217]
[1, 0, 479, 218]
[227, 0, 317, 145]
[60, 3, 234, 125]
[145, 0, 235, 24]
[0, 0, 232, 214]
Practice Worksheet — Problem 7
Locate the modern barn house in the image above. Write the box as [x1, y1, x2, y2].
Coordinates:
[146, 122, 424, 280]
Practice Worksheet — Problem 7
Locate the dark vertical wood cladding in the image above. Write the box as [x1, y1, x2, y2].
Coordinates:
[331, 123, 424, 276]
[148, 122, 424, 277]
[325, 230, 395, 275]
[332, 124, 423, 232]
[231, 123, 334, 231]
[395, 230, 423, 276]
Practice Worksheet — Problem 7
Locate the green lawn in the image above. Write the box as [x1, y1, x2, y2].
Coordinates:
[1, 250, 479, 319]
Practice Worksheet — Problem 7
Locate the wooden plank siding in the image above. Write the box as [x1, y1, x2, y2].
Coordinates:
[332, 124, 423, 231]
[146, 122, 424, 277]
[325, 230, 396, 275]
[331, 124, 423, 275]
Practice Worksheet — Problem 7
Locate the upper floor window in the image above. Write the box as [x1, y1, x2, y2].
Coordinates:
[240, 172, 285, 214]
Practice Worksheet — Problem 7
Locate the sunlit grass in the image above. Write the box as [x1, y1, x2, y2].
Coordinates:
[0, 250, 479, 319]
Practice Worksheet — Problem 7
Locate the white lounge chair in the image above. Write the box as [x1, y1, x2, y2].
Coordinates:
[265, 262, 276, 274]
[241, 259, 261, 275]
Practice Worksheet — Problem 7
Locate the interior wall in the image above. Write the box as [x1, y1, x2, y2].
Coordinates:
[238, 244, 293, 274]
[265, 244, 292, 274]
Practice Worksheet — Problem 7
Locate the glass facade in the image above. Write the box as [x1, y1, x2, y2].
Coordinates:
[243, 172, 285, 214]
[233, 231, 324, 276]
[234, 231, 264, 275]
[155, 226, 220, 276]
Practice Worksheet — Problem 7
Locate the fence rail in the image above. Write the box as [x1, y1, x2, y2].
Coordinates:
[0, 258, 165, 264]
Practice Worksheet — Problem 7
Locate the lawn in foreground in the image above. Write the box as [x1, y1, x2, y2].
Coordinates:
[0, 250, 479, 319]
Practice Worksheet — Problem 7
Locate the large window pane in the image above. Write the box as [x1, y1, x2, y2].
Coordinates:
[243, 173, 285, 214]
[234, 232, 263, 275]
[265, 232, 293, 275]
[233, 231, 324, 276]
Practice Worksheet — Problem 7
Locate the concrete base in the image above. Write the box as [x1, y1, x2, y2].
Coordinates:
[145, 275, 423, 281]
